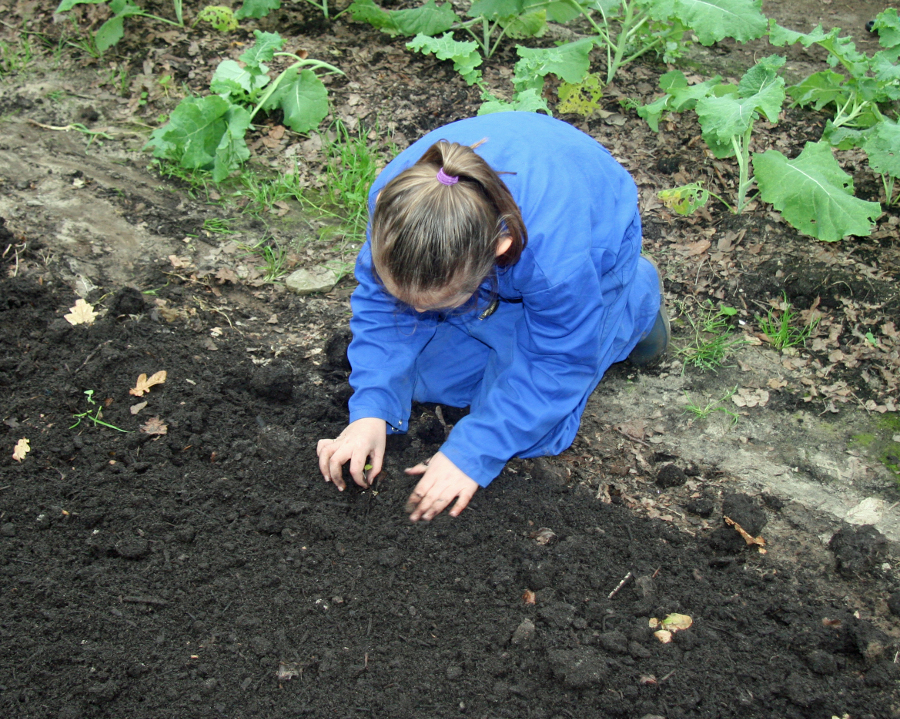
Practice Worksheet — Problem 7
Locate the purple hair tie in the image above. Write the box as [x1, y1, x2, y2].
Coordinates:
[436, 167, 459, 186]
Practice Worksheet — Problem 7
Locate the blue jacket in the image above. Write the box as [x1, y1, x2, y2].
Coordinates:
[347, 112, 659, 487]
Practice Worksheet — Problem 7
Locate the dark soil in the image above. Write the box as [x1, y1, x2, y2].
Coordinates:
[1, 246, 898, 719]
[1, 0, 900, 717]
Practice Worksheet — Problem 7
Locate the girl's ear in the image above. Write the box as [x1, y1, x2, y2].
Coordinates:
[495, 235, 513, 257]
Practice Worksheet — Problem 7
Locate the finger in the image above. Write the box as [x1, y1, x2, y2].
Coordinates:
[448, 487, 476, 517]
[367, 453, 384, 483]
[404, 463, 429, 476]
[348, 453, 369, 488]
[410, 488, 451, 522]
[328, 450, 348, 491]
[317, 441, 335, 481]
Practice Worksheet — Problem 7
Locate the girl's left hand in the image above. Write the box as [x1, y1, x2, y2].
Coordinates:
[404, 451, 479, 522]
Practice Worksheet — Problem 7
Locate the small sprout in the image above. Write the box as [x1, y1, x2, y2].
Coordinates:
[13, 438, 30, 462]
[650, 613, 693, 643]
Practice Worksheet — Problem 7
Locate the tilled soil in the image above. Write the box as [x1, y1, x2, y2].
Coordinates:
[0, 257, 898, 719]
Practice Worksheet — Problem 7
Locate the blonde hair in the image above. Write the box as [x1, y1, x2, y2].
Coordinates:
[370, 140, 527, 304]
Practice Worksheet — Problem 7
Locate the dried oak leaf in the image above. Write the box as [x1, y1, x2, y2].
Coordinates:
[64, 298, 98, 326]
[12, 438, 30, 462]
[130, 370, 167, 397]
[141, 417, 168, 435]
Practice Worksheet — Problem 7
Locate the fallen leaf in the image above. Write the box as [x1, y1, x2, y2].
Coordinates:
[141, 417, 168, 435]
[12, 438, 30, 462]
[654, 629, 673, 643]
[169, 255, 193, 269]
[724, 516, 767, 553]
[130, 370, 167, 397]
[130, 401, 148, 415]
[64, 298, 98, 326]
[522, 589, 536, 605]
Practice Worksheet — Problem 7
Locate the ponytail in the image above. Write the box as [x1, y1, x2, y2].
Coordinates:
[370, 140, 527, 303]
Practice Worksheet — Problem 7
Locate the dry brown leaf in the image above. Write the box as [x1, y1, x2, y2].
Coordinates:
[169, 255, 192, 269]
[522, 589, 536, 605]
[141, 416, 168, 435]
[724, 516, 767, 553]
[130, 370, 167, 397]
[12, 438, 30, 462]
[64, 298, 98, 326]
[130, 401, 148, 415]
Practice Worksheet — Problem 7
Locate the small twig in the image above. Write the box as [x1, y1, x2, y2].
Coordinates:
[608, 571, 633, 599]
[660, 668, 677, 682]
[614, 427, 652, 448]
[651, 566, 661, 579]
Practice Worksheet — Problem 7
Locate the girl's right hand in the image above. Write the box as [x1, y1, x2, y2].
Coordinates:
[316, 417, 387, 491]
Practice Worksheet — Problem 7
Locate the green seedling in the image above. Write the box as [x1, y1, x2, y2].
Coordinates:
[683, 386, 739, 425]
[202, 218, 238, 234]
[757, 293, 819, 350]
[0, 33, 35, 76]
[70, 390, 131, 432]
[677, 302, 746, 372]
[240, 238, 289, 282]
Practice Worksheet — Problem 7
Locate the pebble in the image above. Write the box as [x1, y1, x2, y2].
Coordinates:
[0, 522, 16, 537]
[510, 618, 536, 645]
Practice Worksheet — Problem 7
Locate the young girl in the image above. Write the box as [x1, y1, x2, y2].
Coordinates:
[317, 111, 667, 522]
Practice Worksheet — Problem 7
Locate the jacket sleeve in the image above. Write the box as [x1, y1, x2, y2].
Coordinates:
[347, 242, 437, 434]
[438, 262, 608, 487]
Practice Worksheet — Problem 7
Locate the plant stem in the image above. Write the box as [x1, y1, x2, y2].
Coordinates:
[731, 123, 755, 213]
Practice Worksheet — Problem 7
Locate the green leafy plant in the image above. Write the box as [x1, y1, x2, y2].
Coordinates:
[350, 0, 552, 61]
[70, 390, 131, 432]
[683, 386, 739, 424]
[753, 141, 883, 241]
[54, 0, 185, 54]
[640, 56, 787, 213]
[562, 0, 767, 85]
[769, 9, 900, 130]
[677, 301, 746, 372]
[756, 293, 819, 350]
[639, 57, 883, 239]
[145, 31, 342, 183]
[825, 117, 900, 207]
[480, 37, 595, 114]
